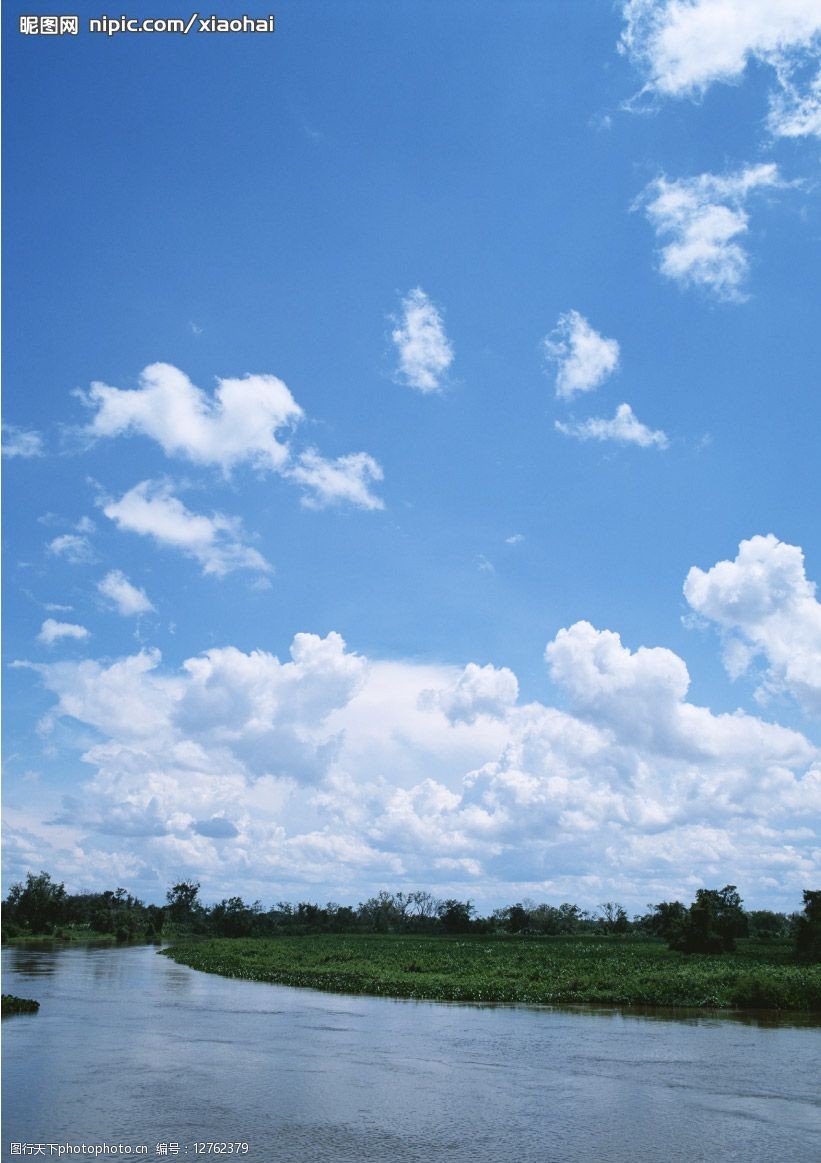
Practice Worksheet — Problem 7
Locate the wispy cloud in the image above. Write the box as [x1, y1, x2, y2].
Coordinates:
[556, 403, 669, 448]
[288, 449, 385, 511]
[543, 311, 620, 400]
[391, 288, 454, 393]
[47, 533, 96, 564]
[3, 424, 44, 458]
[635, 164, 783, 300]
[38, 619, 90, 646]
[619, 0, 821, 138]
[768, 62, 821, 138]
[102, 480, 272, 578]
[97, 570, 156, 616]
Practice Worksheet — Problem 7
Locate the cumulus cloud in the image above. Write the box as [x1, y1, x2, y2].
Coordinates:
[102, 480, 271, 578]
[16, 602, 820, 909]
[2, 424, 44, 458]
[555, 403, 669, 448]
[543, 311, 620, 400]
[79, 362, 385, 510]
[635, 164, 782, 300]
[684, 534, 821, 716]
[391, 288, 454, 392]
[421, 663, 519, 725]
[47, 533, 95, 564]
[545, 619, 809, 766]
[619, 0, 821, 138]
[287, 449, 385, 511]
[82, 362, 302, 473]
[38, 619, 90, 646]
[97, 570, 155, 616]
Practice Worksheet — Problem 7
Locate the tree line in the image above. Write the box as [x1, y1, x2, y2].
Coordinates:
[3, 871, 819, 962]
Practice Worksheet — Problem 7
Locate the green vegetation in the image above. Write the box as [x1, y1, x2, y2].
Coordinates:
[162, 932, 821, 1012]
[2, 871, 164, 942]
[796, 891, 821, 963]
[4, 927, 124, 946]
[5, 871, 820, 999]
[2, 994, 40, 1016]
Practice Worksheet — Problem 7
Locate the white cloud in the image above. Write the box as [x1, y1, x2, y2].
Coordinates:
[288, 449, 385, 511]
[102, 480, 272, 578]
[768, 65, 821, 137]
[543, 311, 620, 400]
[17, 600, 820, 909]
[391, 288, 454, 393]
[79, 363, 385, 511]
[544, 619, 808, 767]
[2, 424, 44, 458]
[684, 534, 821, 716]
[38, 619, 90, 646]
[97, 570, 155, 616]
[505, 534, 525, 546]
[29, 648, 178, 741]
[635, 164, 782, 300]
[421, 662, 519, 725]
[556, 403, 669, 448]
[83, 363, 302, 473]
[47, 533, 95, 564]
[619, 0, 821, 138]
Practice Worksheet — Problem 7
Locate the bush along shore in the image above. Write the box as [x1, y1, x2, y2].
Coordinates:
[162, 932, 821, 1012]
[2, 994, 40, 1016]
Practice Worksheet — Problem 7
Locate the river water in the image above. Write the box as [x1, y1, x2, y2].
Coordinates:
[2, 944, 820, 1162]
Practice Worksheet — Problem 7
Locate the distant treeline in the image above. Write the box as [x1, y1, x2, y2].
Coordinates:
[3, 871, 819, 962]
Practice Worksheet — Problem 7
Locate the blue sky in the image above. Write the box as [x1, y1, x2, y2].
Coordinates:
[3, 0, 820, 912]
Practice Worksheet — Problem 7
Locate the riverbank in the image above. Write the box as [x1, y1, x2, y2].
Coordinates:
[4, 929, 126, 946]
[162, 933, 821, 1011]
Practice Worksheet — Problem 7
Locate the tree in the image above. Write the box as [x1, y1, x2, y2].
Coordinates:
[5, 871, 67, 933]
[643, 900, 687, 942]
[358, 891, 406, 932]
[748, 909, 790, 941]
[165, 880, 201, 927]
[145, 904, 165, 938]
[437, 899, 474, 934]
[210, 896, 260, 938]
[795, 890, 821, 964]
[671, 885, 748, 954]
[506, 903, 529, 933]
[598, 902, 630, 934]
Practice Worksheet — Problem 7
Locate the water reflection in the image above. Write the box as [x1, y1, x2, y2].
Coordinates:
[3, 944, 820, 1163]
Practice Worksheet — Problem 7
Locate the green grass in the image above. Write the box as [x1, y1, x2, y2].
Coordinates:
[2, 994, 40, 1016]
[3, 927, 121, 945]
[162, 933, 821, 1012]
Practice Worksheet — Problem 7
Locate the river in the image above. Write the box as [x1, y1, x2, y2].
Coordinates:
[2, 944, 820, 1162]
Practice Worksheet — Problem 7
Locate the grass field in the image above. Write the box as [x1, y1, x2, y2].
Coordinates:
[162, 933, 821, 1011]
